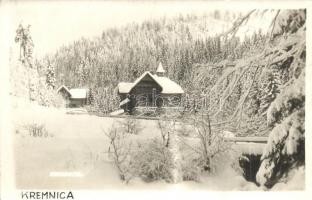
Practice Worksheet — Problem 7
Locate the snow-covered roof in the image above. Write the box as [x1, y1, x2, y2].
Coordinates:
[57, 85, 88, 99]
[153, 75, 184, 94]
[118, 71, 184, 94]
[132, 71, 159, 89]
[119, 98, 130, 107]
[118, 82, 134, 94]
[156, 62, 166, 73]
[57, 85, 71, 94]
[69, 88, 88, 99]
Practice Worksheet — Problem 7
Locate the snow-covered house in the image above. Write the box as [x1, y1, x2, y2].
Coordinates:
[117, 63, 184, 111]
[57, 85, 88, 107]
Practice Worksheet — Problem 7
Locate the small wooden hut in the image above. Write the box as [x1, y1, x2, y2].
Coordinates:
[57, 85, 88, 107]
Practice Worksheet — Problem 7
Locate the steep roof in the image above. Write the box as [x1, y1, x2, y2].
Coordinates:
[69, 88, 88, 99]
[57, 85, 71, 95]
[118, 71, 184, 94]
[131, 71, 162, 91]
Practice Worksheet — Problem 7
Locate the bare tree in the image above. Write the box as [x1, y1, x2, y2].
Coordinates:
[181, 111, 231, 172]
[103, 125, 133, 182]
[158, 120, 170, 148]
[119, 116, 142, 135]
[157, 117, 176, 148]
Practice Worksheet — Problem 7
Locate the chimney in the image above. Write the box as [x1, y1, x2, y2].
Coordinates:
[156, 62, 165, 77]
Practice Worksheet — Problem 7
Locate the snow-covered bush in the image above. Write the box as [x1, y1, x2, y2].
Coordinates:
[25, 123, 51, 138]
[37, 85, 66, 108]
[38, 78, 66, 108]
[130, 139, 174, 182]
[180, 154, 202, 181]
[105, 120, 177, 183]
[9, 57, 39, 100]
[91, 87, 120, 114]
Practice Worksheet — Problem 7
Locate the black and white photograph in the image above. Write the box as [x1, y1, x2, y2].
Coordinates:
[0, 0, 310, 199]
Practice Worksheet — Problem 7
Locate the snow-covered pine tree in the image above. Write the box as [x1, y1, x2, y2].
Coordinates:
[207, 9, 305, 188]
[46, 63, 56, 90]
[87, 87, 95, 105]
[255, 10, 306, 188]
[259, 68, 280, 115]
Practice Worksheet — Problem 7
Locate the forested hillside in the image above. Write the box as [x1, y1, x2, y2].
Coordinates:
[36, 14, 266, 114]
[43, 14, 235, 87]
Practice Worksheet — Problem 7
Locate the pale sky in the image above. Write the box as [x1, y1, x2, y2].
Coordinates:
[4, 1, 232, 57]
[3, 1, 276, 58]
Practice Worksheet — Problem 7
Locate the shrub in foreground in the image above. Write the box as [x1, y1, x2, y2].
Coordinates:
[131, 139, 174, 182]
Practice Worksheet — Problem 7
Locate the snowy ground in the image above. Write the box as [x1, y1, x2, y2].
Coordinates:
[12, 98, 301, 190]
[12, 99, 163, 189]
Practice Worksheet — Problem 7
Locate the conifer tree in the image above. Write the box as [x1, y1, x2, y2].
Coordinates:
[259, 69, 280, 114]
[15, 24, 34, 63]
[46, 63, 56, 90]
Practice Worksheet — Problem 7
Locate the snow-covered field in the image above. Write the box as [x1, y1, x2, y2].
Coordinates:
[11, 98, 301, 190]
[12, 99, 164, 189]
